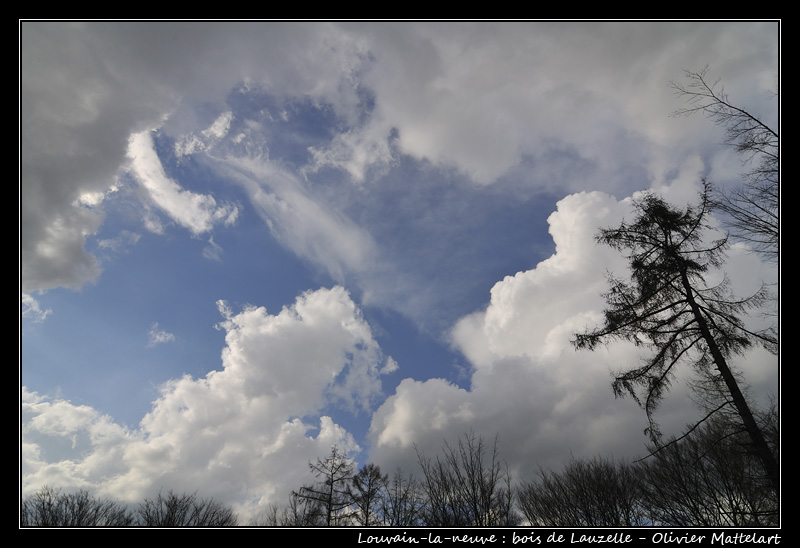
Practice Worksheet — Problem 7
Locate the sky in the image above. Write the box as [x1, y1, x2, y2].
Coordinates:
[20, 21, 779, 523]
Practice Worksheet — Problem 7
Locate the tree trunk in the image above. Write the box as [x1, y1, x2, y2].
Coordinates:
[680, 268, 779, 495]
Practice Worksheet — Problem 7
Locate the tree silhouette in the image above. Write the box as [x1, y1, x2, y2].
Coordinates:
[348, 463, 388, 526]
[135, 489, 238, 526]
[638, 407, 779, 527]
[518, 456, 647, 527]
[293, 445, 356, 526]
[415, 432, 517, 526]
[20, 486, 134, 527]
[379, 467, 424, 526]
[573, 182, 778, 495]
[670, 66, 779, 264]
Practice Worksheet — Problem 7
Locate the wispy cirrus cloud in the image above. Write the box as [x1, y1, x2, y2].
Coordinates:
[216, 153, 378, 283]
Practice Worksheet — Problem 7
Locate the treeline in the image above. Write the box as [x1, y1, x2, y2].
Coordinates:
[20, 487, 238, 527]
[259, 408, 778, 527]
[518, 407, 779, 527]
[20, 406, 778, 527]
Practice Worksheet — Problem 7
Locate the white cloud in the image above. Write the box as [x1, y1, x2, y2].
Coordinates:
[21, 22, 777, 295]
[21, 388, 133, 492]
[306, 124, 395, 184]
[21, 286, 394, 521]
[21, 293, 53, 323]
[203, 111, 233, 140]
[367, 179, 779, 479]
[366, 188, 639, 475]
[202, 236, 224, 262]
[175, 111, 234, 158]
[217, 154, 378, 282]
[213, 286, 392, 413]
[96, 230, 141, 253]
[147, 322, 175, 347]
[127, 130, 240, 236]
[300, 22, 777, 193]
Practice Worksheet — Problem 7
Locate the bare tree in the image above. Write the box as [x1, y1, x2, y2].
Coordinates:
[670, 66, 779, 264]
[281, 490, 327, 526]
[416, 432, 518, 527]
[349, 463, 388, 526]
[638, 406, 779, 527]
[293, 445, 356, 526]
[572, 183, 779, 495]
[21, 486, 134, 527]
[379, 467, 425, 526]
[250, 504, 285, 527]
[136, 489, 238, 527]
[518, 456, 647, 527]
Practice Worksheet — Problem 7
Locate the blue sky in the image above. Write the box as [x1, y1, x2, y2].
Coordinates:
[20, 21, 779, 522]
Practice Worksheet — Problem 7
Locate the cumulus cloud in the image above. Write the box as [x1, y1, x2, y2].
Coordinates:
[367, 178, 779, 479]
[21, 387, 133, 492]
[366, 189, 638, 475]
[21, 286, 394, 521]
[213, 286, 392, 413]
